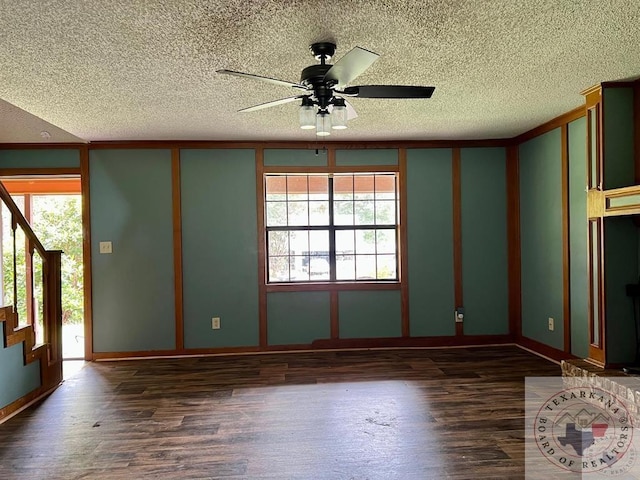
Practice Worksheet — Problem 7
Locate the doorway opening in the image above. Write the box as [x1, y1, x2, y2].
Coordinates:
[1, 176, 84, 360]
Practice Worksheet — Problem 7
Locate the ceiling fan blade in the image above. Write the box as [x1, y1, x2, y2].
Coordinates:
[239, 95, 305, 113]
[217, 69, 307, 90]
[341, 85, 435, 98]
[323, 47, 379, 89]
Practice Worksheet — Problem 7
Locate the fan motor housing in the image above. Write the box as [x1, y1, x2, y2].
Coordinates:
[300, 64, 335, 109]
[300, 65, 332, 86]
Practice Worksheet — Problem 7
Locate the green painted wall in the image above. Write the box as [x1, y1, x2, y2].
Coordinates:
[264, 149, 327, 166]
[460, 148, 508, 335]
[568, 117, 589, 358]
[406, 149, 455, 336]
[604, 217, 638, 364]
[603, 87, 635, 190]
[181, 149, 259, 349]
[339, 290, 402, 338]
[335, 149, 398, 166]
[0, 149, 80, 168]
[267, 292, 330, 345]
[90, 149, 175, 352]
[519, 129, 564, 349]
[0, 323, 41, 409]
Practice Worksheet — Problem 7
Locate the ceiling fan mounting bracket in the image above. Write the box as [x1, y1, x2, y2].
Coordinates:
[309, 42, 336, 63]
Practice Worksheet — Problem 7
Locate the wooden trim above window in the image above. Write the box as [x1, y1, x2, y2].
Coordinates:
[1, 178, 81, 194]
[263, 165, 400, 174]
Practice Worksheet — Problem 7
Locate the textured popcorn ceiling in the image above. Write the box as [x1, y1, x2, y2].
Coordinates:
[1, 0, 639, 143]
[0, 99, 86, 143]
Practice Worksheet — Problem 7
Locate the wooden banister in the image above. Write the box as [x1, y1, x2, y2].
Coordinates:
[0, 180, 63, 421]
[0, 179, 47, 257]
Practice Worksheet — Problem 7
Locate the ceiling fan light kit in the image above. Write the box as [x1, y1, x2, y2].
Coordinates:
[316, 110, 332, 136]
[330, 98, 348, 130]
[299, 97, 316, 129]
[218, 42, 435, 137]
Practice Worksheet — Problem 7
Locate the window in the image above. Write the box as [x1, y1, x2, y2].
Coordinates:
[265, 173, 399, 283]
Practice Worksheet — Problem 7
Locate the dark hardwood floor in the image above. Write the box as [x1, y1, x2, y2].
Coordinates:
[0, 346, 560, 479]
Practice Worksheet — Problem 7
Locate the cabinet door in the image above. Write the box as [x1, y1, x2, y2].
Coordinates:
[586, 95, 603, 191]
[587, 218, 605, 365]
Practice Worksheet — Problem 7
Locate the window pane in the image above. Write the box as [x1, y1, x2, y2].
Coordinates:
[377, 254, 397, 280]
[375, 200, 396, 225]
[309, 256, 330, 280]
[266, 201, 287, 226]
[336, 229, 357, 280]
[309, 176, 329, 200]
[336, 255, 355, 280]
[335, 230, 355, 254]
[287, 176, 308, 201]
[309, 201, 329, 225]
[309, 230, 329, 255]
[334, 175, 353, 200]
[375, 175, 396, 200]
[354, 200, 375, 225]
[268, 231, 289, 256]
[289, 230, 309, 256]
[287, 201, 309, 226]
[355, 255, 376, 280]
[265, 176, 286, 201]
[376, 230, 396, 254]
[334, 201, 354, 225]
[355, 230, 376, 254]
[291, 255, 310, 281]
[269, 256, 290, 282]
[354, 175, 375, 200]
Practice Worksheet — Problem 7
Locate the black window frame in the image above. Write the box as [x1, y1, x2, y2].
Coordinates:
[264, 172, 400, 284]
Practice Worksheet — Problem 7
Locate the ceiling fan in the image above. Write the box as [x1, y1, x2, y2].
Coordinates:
[217, 42, 435, 136]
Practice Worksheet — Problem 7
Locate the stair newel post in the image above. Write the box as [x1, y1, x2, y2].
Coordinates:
[43, 250, 63, 383]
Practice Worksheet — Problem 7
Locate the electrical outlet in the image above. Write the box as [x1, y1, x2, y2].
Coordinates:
[548, 317, 554, 331]
[212, 317, 221, 330]
[99, 241, 112, 254]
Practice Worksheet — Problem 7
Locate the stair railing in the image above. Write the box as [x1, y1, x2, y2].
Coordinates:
[0, 178, 63, 403]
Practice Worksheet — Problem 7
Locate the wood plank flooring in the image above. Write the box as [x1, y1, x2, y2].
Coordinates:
[0, 346, 560, 479]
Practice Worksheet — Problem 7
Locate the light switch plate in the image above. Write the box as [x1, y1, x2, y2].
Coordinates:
[99, 241, 112, 254]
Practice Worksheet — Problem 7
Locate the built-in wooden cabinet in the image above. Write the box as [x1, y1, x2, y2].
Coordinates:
[582, 81, 639, 367]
